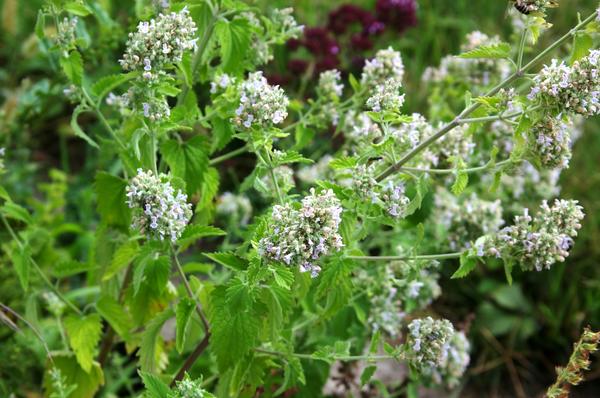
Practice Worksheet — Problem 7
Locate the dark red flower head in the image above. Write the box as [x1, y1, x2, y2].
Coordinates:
[375, 0, 418, 33]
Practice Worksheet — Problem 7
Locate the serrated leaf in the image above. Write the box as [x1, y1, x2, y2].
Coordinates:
[316, 258, 354, 318]
[294, 125, 315, 150]
[271, 265, 294, 290]
[176, 297, 195, 353]
[91, 72, 138, 102]
[451, 170, 469, 195]
[64, 314, 103, 373]
[210, 118, 235, 153]
[360, 365, 377, 386]
[95, 172, 131, 228]
[138, 307, 174, 373]
[140, 371, 171, 398]
[64, 2, 93, 16]
[458, 42, 511, 59]
[71, 105, 99, 148]
[144, 256, 170, 295]
[215, 18, 252, 75]
[451, 252, 477, 279]
[60, 51, 84, 86]
[178, 225, 225, 252]
[272, 150, 313, 167]
[203, 252, 248, 271]
[570, 33, 593, 64]
[96, 295, 132, 339]
[103, 240, 139, 281]
[1, 202, 32, 224]
[161, 136, 209, 196]
[329, 156, 358, 170]
[209, 287, 259, 370]
[53, 260, 97, 278]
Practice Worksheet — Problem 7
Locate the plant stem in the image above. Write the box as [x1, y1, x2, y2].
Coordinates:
[209, 145, 248, 166]
[1, 214, 82, 315]
[82, 88, 127, 150]
[264, 148, 284, 204]
[170, 244, 209, 331]
[458, 110, 524, 124]
[347, 252, 463, 261]
[375, 9, 599, 183]
[150, 131, 158, 175]
[169, 245, 212, 385]
[254, 348, 399, 362]
[399, 159, 515, 175]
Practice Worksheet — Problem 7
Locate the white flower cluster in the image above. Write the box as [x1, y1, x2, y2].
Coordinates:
[210, 73, 235, 94]
[434, 190, 504, 251]
[107, 87, 171, 122]
[271, 8, 305, 41]
[380, 180, 410, 218]
[352, 164, 379, 202]
[258, 189, 344, 277]
[498, 161, 562, 201]
[479, 199, 584, 271]
[296, 155, 333, 184]
[394, 260, 442, 311]
[361, 47, 405, 90]
[342, 110, 382, 146]
[527, 116, 572, 169]
[422, 31, 511, 89]
[126, 169, 192, 242]
[423, 331, 471, 388]
[427, 123, 474, 166]
[42, 292, 66, 317]
[528, 50, 600, 117]
[389, 113, 434, 150]
[216, 192, 252, 226]
[406, 317, 460, 374]
[366, 78, 405, 113]
[169, 375, 215, 398]
[234, 71, 289, 129]
[317, 70, 344, 99]
[120, 9, 197, 79]
[259, 165, 295, 196]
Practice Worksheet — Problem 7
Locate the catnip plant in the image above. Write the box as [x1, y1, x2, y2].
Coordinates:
[1, 0, 600, 396]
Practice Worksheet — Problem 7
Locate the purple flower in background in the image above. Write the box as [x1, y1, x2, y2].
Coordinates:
[376, 0, 418, 33]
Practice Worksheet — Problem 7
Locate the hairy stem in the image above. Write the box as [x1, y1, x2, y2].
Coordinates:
[170, 333, 210, 386]
[254, 348, 401, 362]
[347, 252, 463, 261]
[399, 158, 515, 175]
[171, 244, 209, 331]
[375, 9, 599, 183]
[209, 145, 248, 166]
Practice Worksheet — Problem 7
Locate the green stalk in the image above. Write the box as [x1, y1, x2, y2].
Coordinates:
[347, 252, 463, 261]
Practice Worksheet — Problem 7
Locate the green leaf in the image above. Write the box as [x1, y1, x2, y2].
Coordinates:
[71, 105, 100, 148]
[316, 258, 354, 318]
[11, 244, 31, 291]
[203, 252, 248, 271]
[161, 136, 209, 196]
[451, 170, 469, 195]
[451, 252, 477, 279]
[96, 295, 131, 339]
[360, 365, 377, 386]
[64, 2, 93, 16]
[215, 18, 252, 75]
[178, 225, 226, 252]
[271, 265, 294, 290]
[175, 297, 195, 353]
[329, 156, 358, 170]
[570, 33, 593, 64]
[91, 72, 138, 102]
[95, 172, 131, 228]
[138, 308, 174, 373]
[272, 150, 313, 167]
[60, 51, 84, 86]
[144, 256, 170, 295]
[458, 42, 511, 59]
[140, 371, 171, 398]
[64, 314, 103, 373]
[210, 118, 235, 153]
[35, 10, 45, 39]
[53, 260, 97, 278]
[103, 240, 139, 281]
[1, 202, 32, 224]
[43, 353, 104, 398]
[348, 73, 360, 92]
[209, 287, 259, 370]
[294, 125, 315, 150]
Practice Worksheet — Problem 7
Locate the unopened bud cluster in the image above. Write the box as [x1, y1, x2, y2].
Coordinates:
[423, 331, 471, 388]
[361, 47, 405, 90]
[529, 50, 600, 117]
[170, 375, 215, 398]
[317, 70, 344, 99]
[271, 8, 305, 42]
[126, 169, 192, 242]
[389, 113, 433, 150]
[342, 111, 382, 146]
[366, 78, 405, 113]
[406, 317, 457, 373]
[234, 71, 289, 129]
[351, 165, 410, 218]
[56, 17, 78, 50]
[527, 116, 572, 169]
[258, 189, 343, 277]
[120, 9, 197, 79]
[479, 199, 584, 271]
